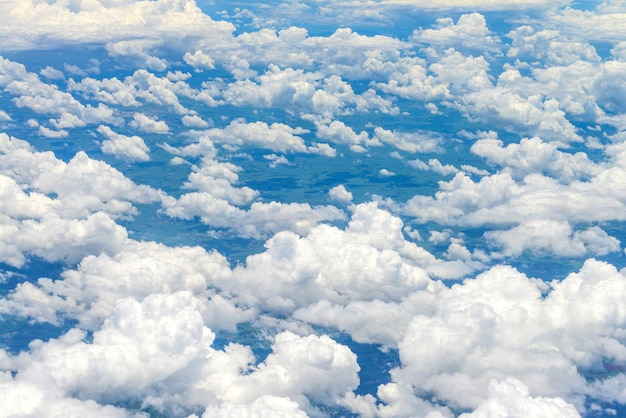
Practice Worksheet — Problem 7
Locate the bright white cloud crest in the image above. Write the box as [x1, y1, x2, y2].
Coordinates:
[1, 1, 626, 417]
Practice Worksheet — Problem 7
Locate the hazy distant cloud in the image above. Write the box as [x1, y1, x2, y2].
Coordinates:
[0, 0, 235, 51]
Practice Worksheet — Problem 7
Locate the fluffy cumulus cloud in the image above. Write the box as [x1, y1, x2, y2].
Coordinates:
[98, 125, 151, 162]
[4, 1, 626, 417]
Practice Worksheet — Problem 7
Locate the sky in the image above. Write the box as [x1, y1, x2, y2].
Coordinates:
[1, 0, 626, 417]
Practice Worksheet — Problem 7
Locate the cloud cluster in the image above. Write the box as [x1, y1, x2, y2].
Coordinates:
[3, 1, 626, 417]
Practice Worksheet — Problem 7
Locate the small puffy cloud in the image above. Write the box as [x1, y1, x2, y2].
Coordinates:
[315, 119, 378, 149]
[264, 153, 290, 167]
[38, 126, 68, 138]
[98, 125, 150, 162]
[39, 66, 65, 80]
[184, 50, 216, 71]
[329, 185, 353, 203]
[182, 114, 210, 128]
[129, 112, 169, 134]
[374, 127, 443, 153]
[182, 157, 259, 206]
[428, 159, 458, 176]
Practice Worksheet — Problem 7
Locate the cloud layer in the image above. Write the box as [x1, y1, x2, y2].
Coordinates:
[1, 1, 626, 417]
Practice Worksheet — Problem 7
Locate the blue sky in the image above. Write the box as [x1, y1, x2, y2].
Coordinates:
[1, 1, 626, 417]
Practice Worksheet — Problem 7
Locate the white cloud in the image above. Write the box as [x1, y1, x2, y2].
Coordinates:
[405, 258, 626, 410]
[264, 153, 290, 167]
[40, 66, 65, 80]
[182, 114, 210, 128]
[471, 136, 599, 182]
[182, 157, 259, 206]
[328, 185, 353, 203]
[374, 127, 443, 153]
[403, 154, 626, 228]
[0, 133, 166, 219]
[98, 125, 150, 162]
[459, 378, 581, 418]
[411, 13, 501, 53]
[201, 395, 308, 418]
[0, 374, 139, 418]
[485, 220, 621, 257]
[0, 111, 11, 122]
[0, 0, 235, 52]
[315, 119, 379, 149]
[184, 50, 216, 71]
[194, 119, 309, 153]
[38, 126, 68, 138]
[129, 113, 169, 134]
[164, 193, 345, 240]
[0, 239, 241, 329]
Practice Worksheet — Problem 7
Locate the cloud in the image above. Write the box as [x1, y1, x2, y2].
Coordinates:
[181, 157, 259, 205]
[164, 194, 345, 240]
[0, 374, 140, 418]
[98, 125, 150, 162]
[189, 119, 310, 153]
[182, 114, 210, 128]
[459, 378, 581, 418]
[507, 25, 601, 65]
[328, 185, 353, 203]
[485, 220, 621, 257]
[374, 127, 444, 153]
[411, 13, 501, 53]
[471, 136, 599, 182]
[403, 150, 626, 229]
[40, 66, 65, 80]
[206, 65, 397, 119]
[0, 0, 235, 51]
[129, 112, 169, 134]
[378, 259, 626, 412]
[0, 134, 165, 222]
[4, 2, 626, 416]
[201, 395, 308, 418]
[184, 50, 216, 71]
